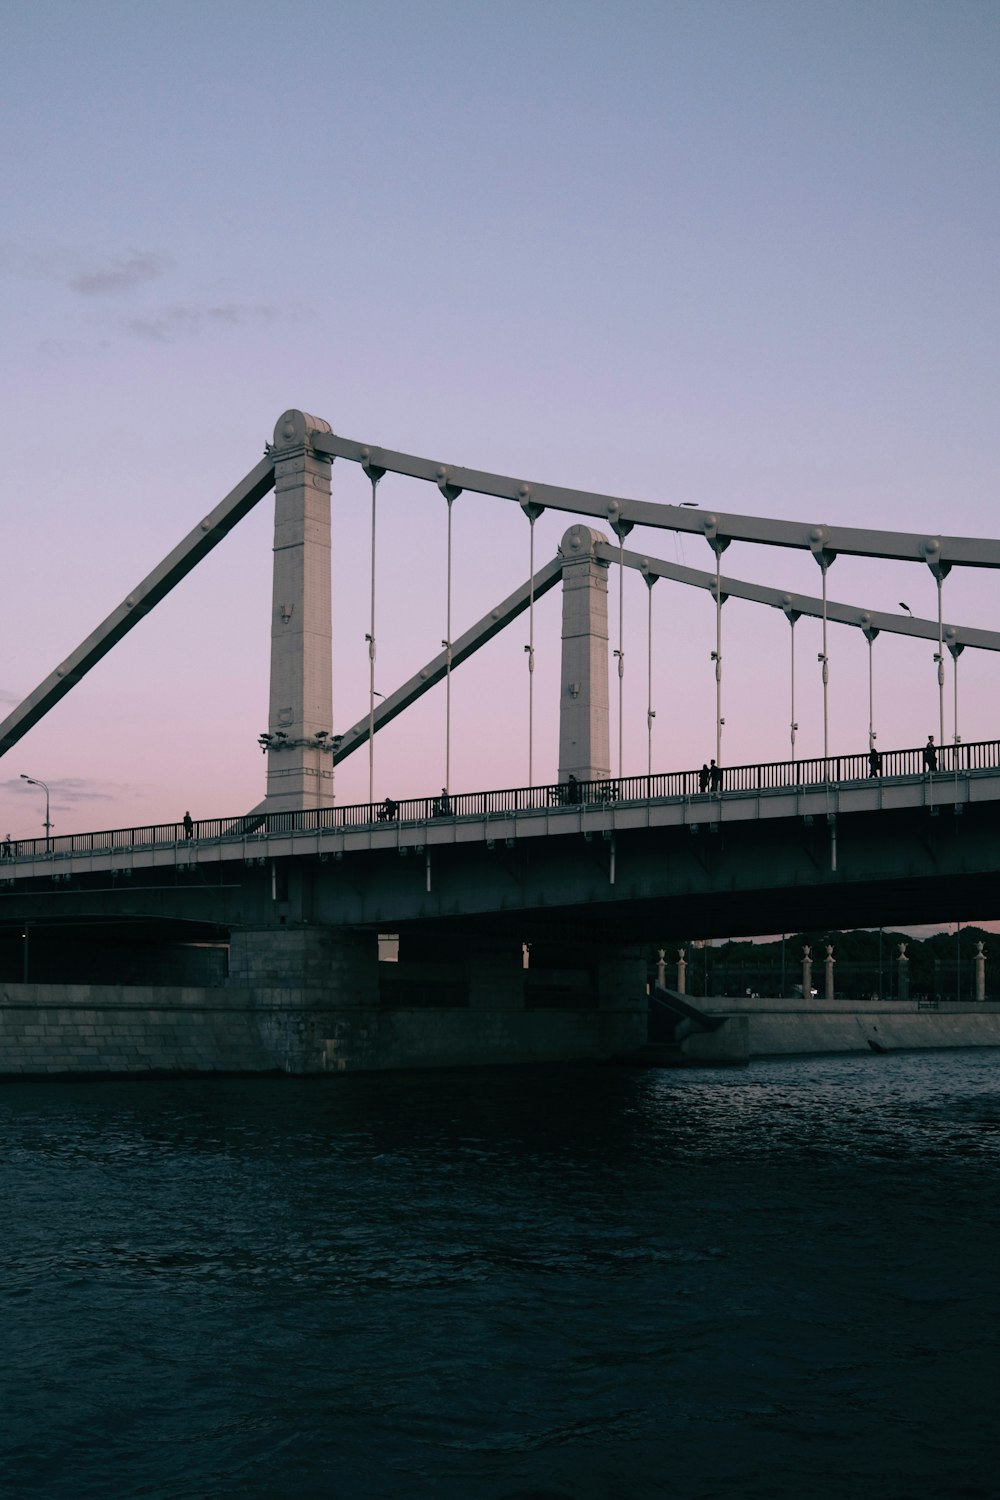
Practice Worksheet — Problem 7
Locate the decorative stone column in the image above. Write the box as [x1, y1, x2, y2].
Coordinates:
[897, 942, 910, 1002]
[975, 940, 986, 1002]
[558, 525, 611, 783]
[265, 410, 335, 812]
[676, 947, 686, 995]
[802, 945, 812, 1001]
[824, 943, 836, 1001]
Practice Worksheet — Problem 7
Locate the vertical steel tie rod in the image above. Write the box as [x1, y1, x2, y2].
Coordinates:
[821, 565, 830, 764]
[367, 472, 379, 804]
[936, 573, 946, 752]
[528, 513, 535, 785]
[781, 598, 800, 762]
[435, 468, 463, 797]
[921, 538, 951, 762]
[645, 571, 657, 782]
[860, 621, 879, 753]
[617, 533, 625, 780]
[360, 453, 386, 805]
[519, 489, 544, 789]
[947, 636, 964, 746]
[610, 511, 634, 785]
[809, 531, 836, 774]
[445, 494, 454, 793]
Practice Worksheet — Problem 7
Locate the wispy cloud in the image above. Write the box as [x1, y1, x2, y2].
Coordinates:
[0, 240, 170, 296]
[124, 303, 280, 342]
[52, 779, 121, 805]
[70, 252, 171, 295]
[0, 688, 21, 706]
[2, 776, 123, 804]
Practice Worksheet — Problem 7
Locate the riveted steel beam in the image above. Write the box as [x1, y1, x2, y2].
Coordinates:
[596, 542, 1000, 652]
[0, 456, 277, 759]
[313, 431, 1000, 570]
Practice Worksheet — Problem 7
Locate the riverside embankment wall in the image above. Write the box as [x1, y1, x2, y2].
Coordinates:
[0, 983, 646, 1076]
[698, 996, 1000, 1057]
[3, 986, 999, 1078]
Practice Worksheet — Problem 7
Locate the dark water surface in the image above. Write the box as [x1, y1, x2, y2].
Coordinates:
[3, 1053, 1000, 1500]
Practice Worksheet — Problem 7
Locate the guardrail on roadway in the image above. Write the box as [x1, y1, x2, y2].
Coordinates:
[1, 739, 994, 862]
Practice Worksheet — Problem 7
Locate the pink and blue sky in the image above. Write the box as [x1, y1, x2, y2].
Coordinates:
[1, 0, 998, 842]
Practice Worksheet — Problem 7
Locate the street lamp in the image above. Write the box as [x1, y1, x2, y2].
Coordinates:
[20, 774, 51, 851]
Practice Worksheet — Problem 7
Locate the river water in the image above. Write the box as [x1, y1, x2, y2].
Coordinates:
[3, 1052, 999, 1500]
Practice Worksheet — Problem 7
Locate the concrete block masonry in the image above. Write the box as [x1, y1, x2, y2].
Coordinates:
[3, 980, 998, 1080]
[0, 982, 649, 1076]
[0, 985, 286, 1075]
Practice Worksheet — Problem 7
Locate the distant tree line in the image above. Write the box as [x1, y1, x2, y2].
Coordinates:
[649, 927, 994, 1002]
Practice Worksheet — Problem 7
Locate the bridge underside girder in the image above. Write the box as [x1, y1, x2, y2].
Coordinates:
[1, 800, 996, 951]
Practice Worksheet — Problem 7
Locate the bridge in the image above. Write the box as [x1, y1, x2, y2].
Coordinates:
[1, 409, 999, 1068]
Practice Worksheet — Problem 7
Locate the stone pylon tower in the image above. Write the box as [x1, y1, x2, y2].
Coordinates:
[263, 410, 335, 812]
[558, 524, 611, 783]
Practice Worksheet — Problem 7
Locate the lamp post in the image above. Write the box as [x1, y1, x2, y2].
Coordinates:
[20, 774, 51, 851]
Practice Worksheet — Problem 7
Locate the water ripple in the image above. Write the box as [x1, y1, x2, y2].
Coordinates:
[3, 1053, 1000, 1498]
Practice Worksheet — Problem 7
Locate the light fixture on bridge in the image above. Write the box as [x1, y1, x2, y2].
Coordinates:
[258, 732, 273, 755]
[899, 602, 913, 616]
[19, 774, 52, 852]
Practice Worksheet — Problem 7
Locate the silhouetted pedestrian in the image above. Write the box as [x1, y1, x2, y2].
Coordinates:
[566, 773, 581, 804]
[1, 833, 10, 859]
[868, 747, 882, 777]
[923, 736, 937, 773]
[699, 763, 710, 793]
[710, 759, 722, 792]
[381, 797, 399, 820]
[182, 810, 194, 840]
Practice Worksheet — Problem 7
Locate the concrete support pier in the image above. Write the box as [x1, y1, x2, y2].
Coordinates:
[228, 925, 380, 1004]
[558, 525, 611, 783]
[265, 410, 335, 812]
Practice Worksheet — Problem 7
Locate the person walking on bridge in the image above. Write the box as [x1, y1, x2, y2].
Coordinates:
[868, 747, 882, 777]
[182, 810, 194, 840]
[923, 736, 937, 773]
[709, 759, 722, 793]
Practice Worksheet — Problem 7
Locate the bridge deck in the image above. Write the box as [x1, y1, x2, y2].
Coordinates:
[1, 744, 995, 884]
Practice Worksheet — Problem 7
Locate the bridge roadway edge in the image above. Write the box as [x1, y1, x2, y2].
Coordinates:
[4, 780, 1000, 940]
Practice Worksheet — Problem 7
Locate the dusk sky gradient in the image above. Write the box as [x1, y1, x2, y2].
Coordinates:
[2, 1, 998, 848]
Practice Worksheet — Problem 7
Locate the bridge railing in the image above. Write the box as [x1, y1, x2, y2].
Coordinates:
[1, 739, 995, 863]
